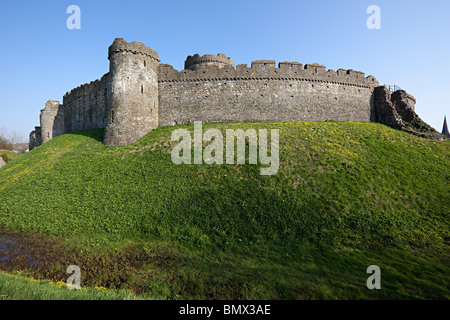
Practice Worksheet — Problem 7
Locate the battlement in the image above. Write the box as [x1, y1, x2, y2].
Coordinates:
[108, 38, 160, 62]
[63, 73, 110, 104]
[278, 61, 303, 72]
[159, 59, 379, 88]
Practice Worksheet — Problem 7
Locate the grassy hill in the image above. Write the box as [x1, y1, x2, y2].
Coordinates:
[0, 121, 448, 299]
[0, 150, 22, 163]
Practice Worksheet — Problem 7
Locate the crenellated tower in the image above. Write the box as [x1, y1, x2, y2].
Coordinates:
[185, 53, 234, 71]
[103, 38, 160, 146]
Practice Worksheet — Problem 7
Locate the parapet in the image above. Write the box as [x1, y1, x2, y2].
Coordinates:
[185, 53, 234, 71]
[160, 59, 379, 88]
[251, 60, 276, 71]
[304, 63, 327, 74]
[108, 38, 160, 62]
[63, 73, 110, 105]
[278, 62, 303, 72]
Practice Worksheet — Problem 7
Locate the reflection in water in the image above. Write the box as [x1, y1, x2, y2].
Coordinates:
[0, 233, 41, 266]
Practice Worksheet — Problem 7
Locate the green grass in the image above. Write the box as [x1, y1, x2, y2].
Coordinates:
[0, 150, 22, 163]
[0, 121, 448, 299]
[0, 271, 138, 300]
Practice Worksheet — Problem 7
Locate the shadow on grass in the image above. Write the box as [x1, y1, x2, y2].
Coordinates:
[65, 128, 105, 143]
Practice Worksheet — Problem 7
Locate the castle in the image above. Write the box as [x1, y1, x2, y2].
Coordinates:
[30, 38, 427, 149]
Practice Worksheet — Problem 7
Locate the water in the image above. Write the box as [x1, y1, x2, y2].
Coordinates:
[0, 233, 41, 266]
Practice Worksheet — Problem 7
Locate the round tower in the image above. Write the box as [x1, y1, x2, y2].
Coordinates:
[40, 100, 63, 144]
[185, 53, 234, 71]
[103, 38, 160, 146]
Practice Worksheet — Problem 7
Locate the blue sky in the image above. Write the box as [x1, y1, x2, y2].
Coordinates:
[0, 0, 449, 140]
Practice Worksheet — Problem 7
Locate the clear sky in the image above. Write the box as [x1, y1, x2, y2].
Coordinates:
[0, 0, 449, 141]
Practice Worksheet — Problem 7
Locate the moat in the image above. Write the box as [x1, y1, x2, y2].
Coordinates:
[0, 232, 41, 267]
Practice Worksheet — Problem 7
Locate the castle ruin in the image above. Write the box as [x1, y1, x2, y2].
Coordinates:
[30, 38, 433, 149]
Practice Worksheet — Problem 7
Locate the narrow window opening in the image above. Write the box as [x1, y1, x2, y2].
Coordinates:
[141, 84, 144, 94]
[144, 60, 146, 67]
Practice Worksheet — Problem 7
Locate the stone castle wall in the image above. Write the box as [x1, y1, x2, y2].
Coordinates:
[158, 61, 378, 126]
[30, 39, 386, 150]
[62, 73, 111, 133]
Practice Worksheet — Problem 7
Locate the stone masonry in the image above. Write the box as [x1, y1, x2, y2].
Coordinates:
[373, 86, 444, 141]
[29, 38, 434, 149]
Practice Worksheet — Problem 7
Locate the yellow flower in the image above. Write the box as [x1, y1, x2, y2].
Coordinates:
[95, 286, 108, 290]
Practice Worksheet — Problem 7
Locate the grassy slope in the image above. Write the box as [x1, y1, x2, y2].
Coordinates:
[0, 151, 22, 163]
[0, 121, 448, 299]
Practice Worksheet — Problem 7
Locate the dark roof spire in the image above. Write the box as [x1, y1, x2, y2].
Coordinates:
[443, 116, 450, 139]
